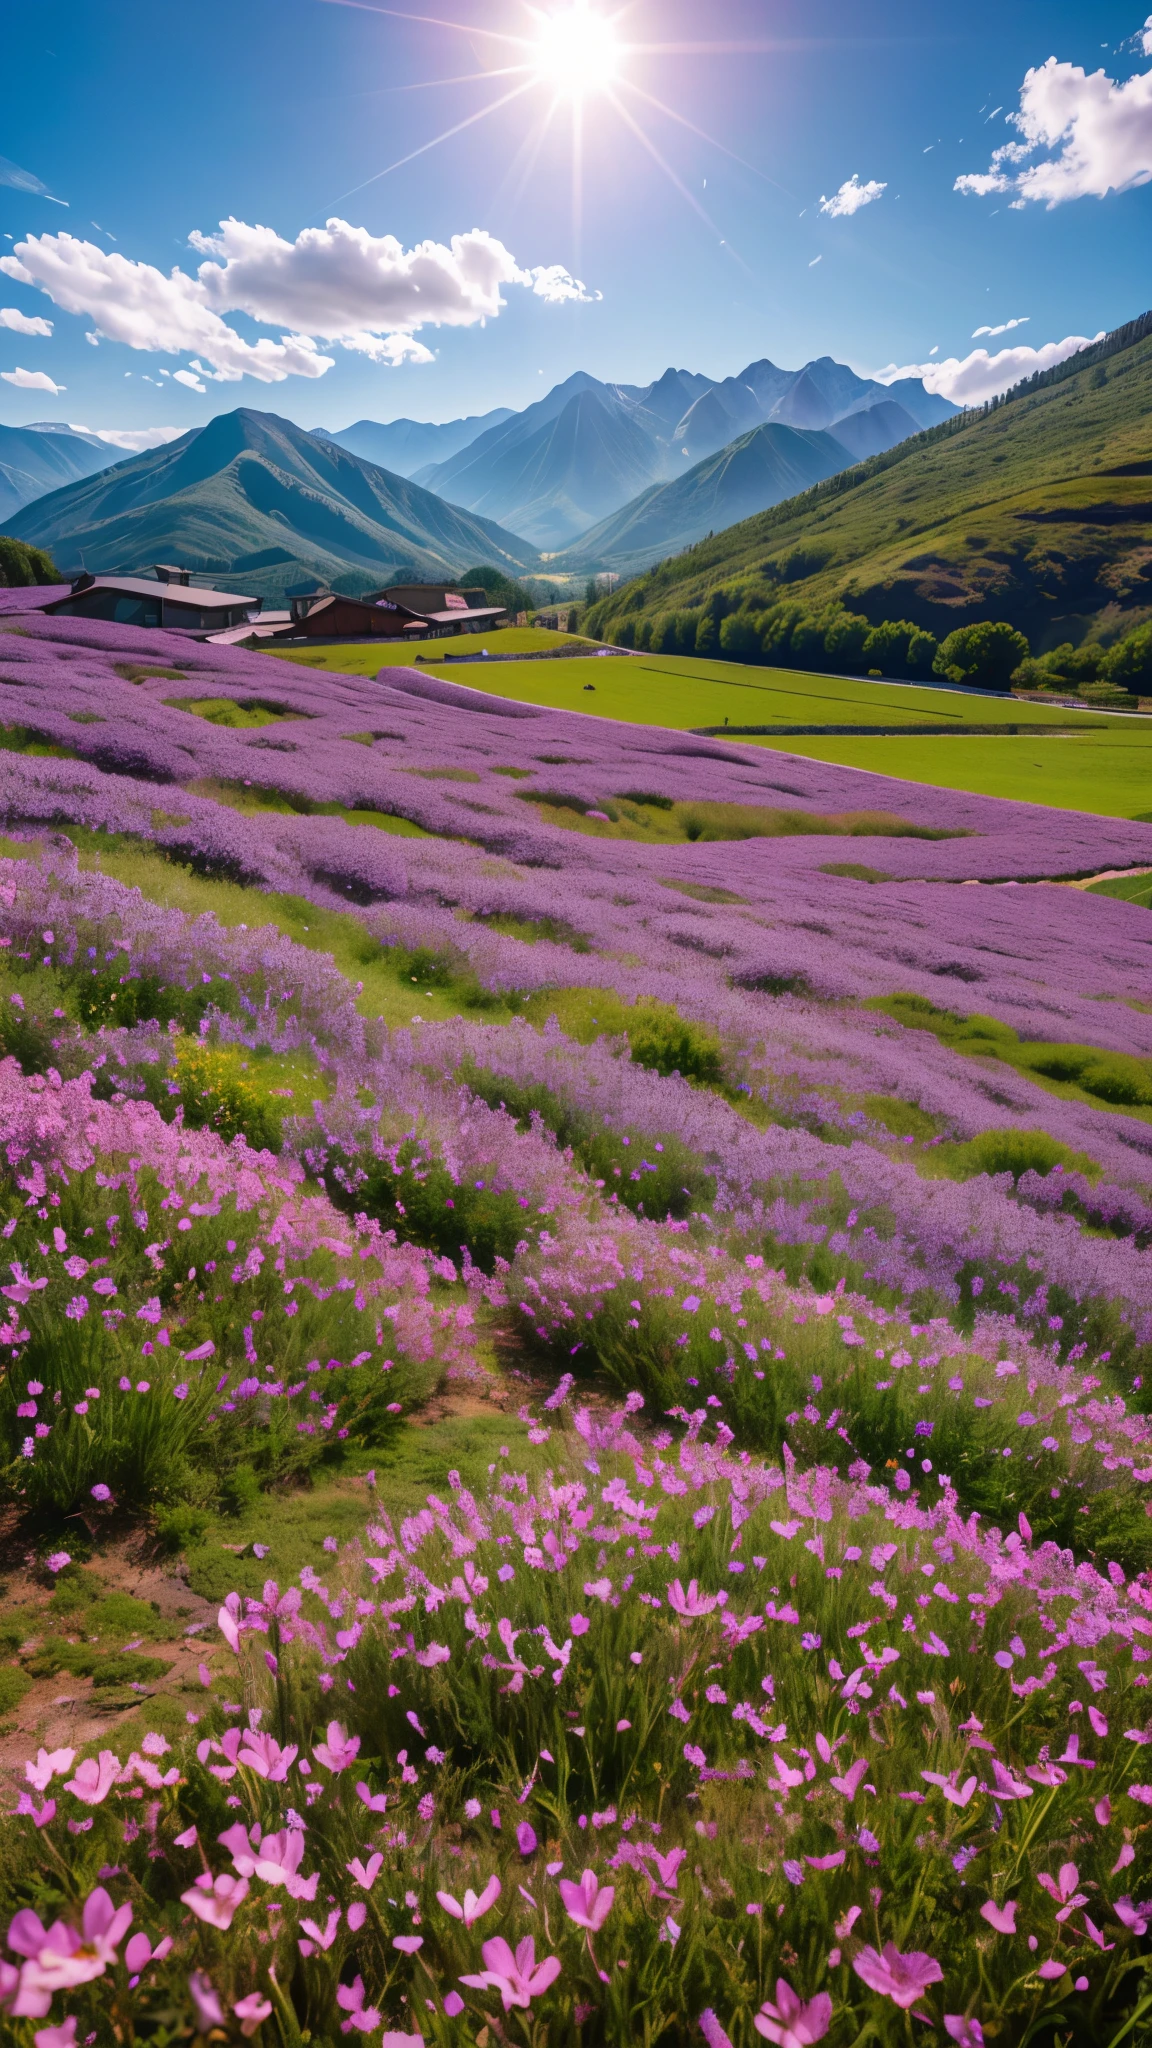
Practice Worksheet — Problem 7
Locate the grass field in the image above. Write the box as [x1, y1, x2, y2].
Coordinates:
[269, 624, 593, 669]
[760, 727, 1152, 822]
[266, 640, 1122, 734]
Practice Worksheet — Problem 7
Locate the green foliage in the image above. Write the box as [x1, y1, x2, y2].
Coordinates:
[0, 535, 60, 587]
[934, 620, 1031, 691]
[0, 1666, 32, 1717]
[1104, 620, 1152, 692]
[457, 562, 534, 616]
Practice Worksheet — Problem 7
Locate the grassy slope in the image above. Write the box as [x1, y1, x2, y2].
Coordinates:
[264, 641, 1122, 733]
[586, 324, 1152, 647]
[757, 726, 1152, 822]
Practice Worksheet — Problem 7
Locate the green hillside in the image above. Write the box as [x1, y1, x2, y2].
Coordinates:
[585, 313, 1152, 659]
[6, 408, 538, 603]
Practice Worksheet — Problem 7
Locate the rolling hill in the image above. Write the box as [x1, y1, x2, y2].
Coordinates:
[584, 312, 1152, 655]
[0, 421, 123, 523]
[5, 408, 538, 601]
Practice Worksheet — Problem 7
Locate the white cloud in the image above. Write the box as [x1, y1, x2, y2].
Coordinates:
[0, 219, 593, 386]
[69, 424, 185, 452]
[0, 306, 53, 337]
[874, 331, 1103, 406]
[819, 174, 887, 218]
[955, 43, 1152, 207]
[172, 368, 207, 392]
[1, 366, 65, 393]
[0, 234, 333, 385]
[972, 316, 1029, 337]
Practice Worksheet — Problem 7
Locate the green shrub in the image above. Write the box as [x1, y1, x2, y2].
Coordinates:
[934, 620, 1031, 690]
[0, 1667, 32, 1717]
[0, 536, 60, 588]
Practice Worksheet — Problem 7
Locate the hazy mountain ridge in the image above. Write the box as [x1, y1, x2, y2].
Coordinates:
[315, 408, 514, 478]
[410, 355, 956, 550]
[6, 409, 537, 601]
[0, 422, 124, 524]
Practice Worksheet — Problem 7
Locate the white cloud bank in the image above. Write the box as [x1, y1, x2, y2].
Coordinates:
[0, 219, 596, 386]
[1, 366, 65, 394]
[819, 175, 886, 218]
[874, 331, 1104, 407]
[972, 316, 1029, 338]
[956, 32, 1152, 207]
[69, 424, 186, 453]
[0, 306, 53, 337]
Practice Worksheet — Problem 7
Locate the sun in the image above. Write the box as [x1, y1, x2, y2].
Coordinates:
[529, 4, 621, 100]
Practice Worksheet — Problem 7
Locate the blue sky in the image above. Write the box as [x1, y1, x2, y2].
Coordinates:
[1, 0, 1150, 443]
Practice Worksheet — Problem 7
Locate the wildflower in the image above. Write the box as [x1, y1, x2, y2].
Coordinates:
[336, 1977, 382, 2034]
[754, 1978, 834, 2046]
[436, 1876, 501, 1927]
[980, 1900, 1017, 1934]
[45, 1552, 70, 1574]
[853, 1944, 944, 2010]
[181, 1873, 249, 1931]
[234, 1993, 273, 2038]
[63, 1751, 120, 1806]
[944, 2019, 985, 2046]
[189, 1975, 225, 2033]
[12, 1887, 133, 1995]
[559, 1869, 614, 1931]
[347, 1855, 383, 1890]
[460, 1935, 561, 2011]
[313, 1721, 360, 1773]
[24, 1747, 75, 1792]
[666, 1578, 719, 1619]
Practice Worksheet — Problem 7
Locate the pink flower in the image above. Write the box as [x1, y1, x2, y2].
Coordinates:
[45, 1553, 71, 1574]
[313, 1720, 360, 1774]
[392, 1934, 424, 1956]
[922, 1771, 977, 1808]
[980, 1900, 1017, 1935]
[14, 1888, 132, 1997]
[558, 1869, 614, 1932]
[1113, 1896, 1152, 1936]
[853, 1944, 944, 2011]
[34, 2024, 77, 2048]
[181, 1873, 249, 1931]
[125, 1932, 173, 1974]
[355, 1780, 388, 1814]
[336, 1977, 382, 2034]
[63, 1751, 120, 1806]
[189, 1972, 225, 2031]
[301, 1911, 342, 1953]
[460, 1935, 562, 2011]
[24, 1748, 75, 1793]
[754, 1978, 833, 2046]
[437, 1875, 501, 1928]
[237, 1730, 297, 1781]
[829, 1759, 868, 1800]
[666, 1578, 719, 1619]
[347, 1854, 383, 1890]
[217, 1598, 243, 1654]
[944, 2020, 985, 2047]
[517, 1823, 538, 1857]
[234, 1993, 273, 2038]
[987, 1760, 1032, 1802]
[1037, 1864, 1087, 1919]
[700, 2014, 735, 2048]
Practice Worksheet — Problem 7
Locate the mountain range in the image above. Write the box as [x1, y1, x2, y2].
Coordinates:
[388, 357, 954, 549]
[2, 352, 957, 597]
[5, 409, 536, 599]
[0, 421, 123, 524]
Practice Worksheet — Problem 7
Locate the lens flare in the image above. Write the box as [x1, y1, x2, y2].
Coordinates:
[531, 4, 621, 99]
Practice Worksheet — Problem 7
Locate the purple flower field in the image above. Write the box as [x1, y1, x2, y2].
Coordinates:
[0, 606, 1151, 2046]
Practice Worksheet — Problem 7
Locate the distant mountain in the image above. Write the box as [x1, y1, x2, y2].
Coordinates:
[0, 422, 122, 524]
[314, 408, 514, 479]
[557, 423, 863, 577]
[6, 408, 538, 601]
[414, 357, 957, 547]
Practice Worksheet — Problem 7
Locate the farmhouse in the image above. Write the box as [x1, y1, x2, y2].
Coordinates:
[362, 584, 509, 634]
[44, 566, 260, 633]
